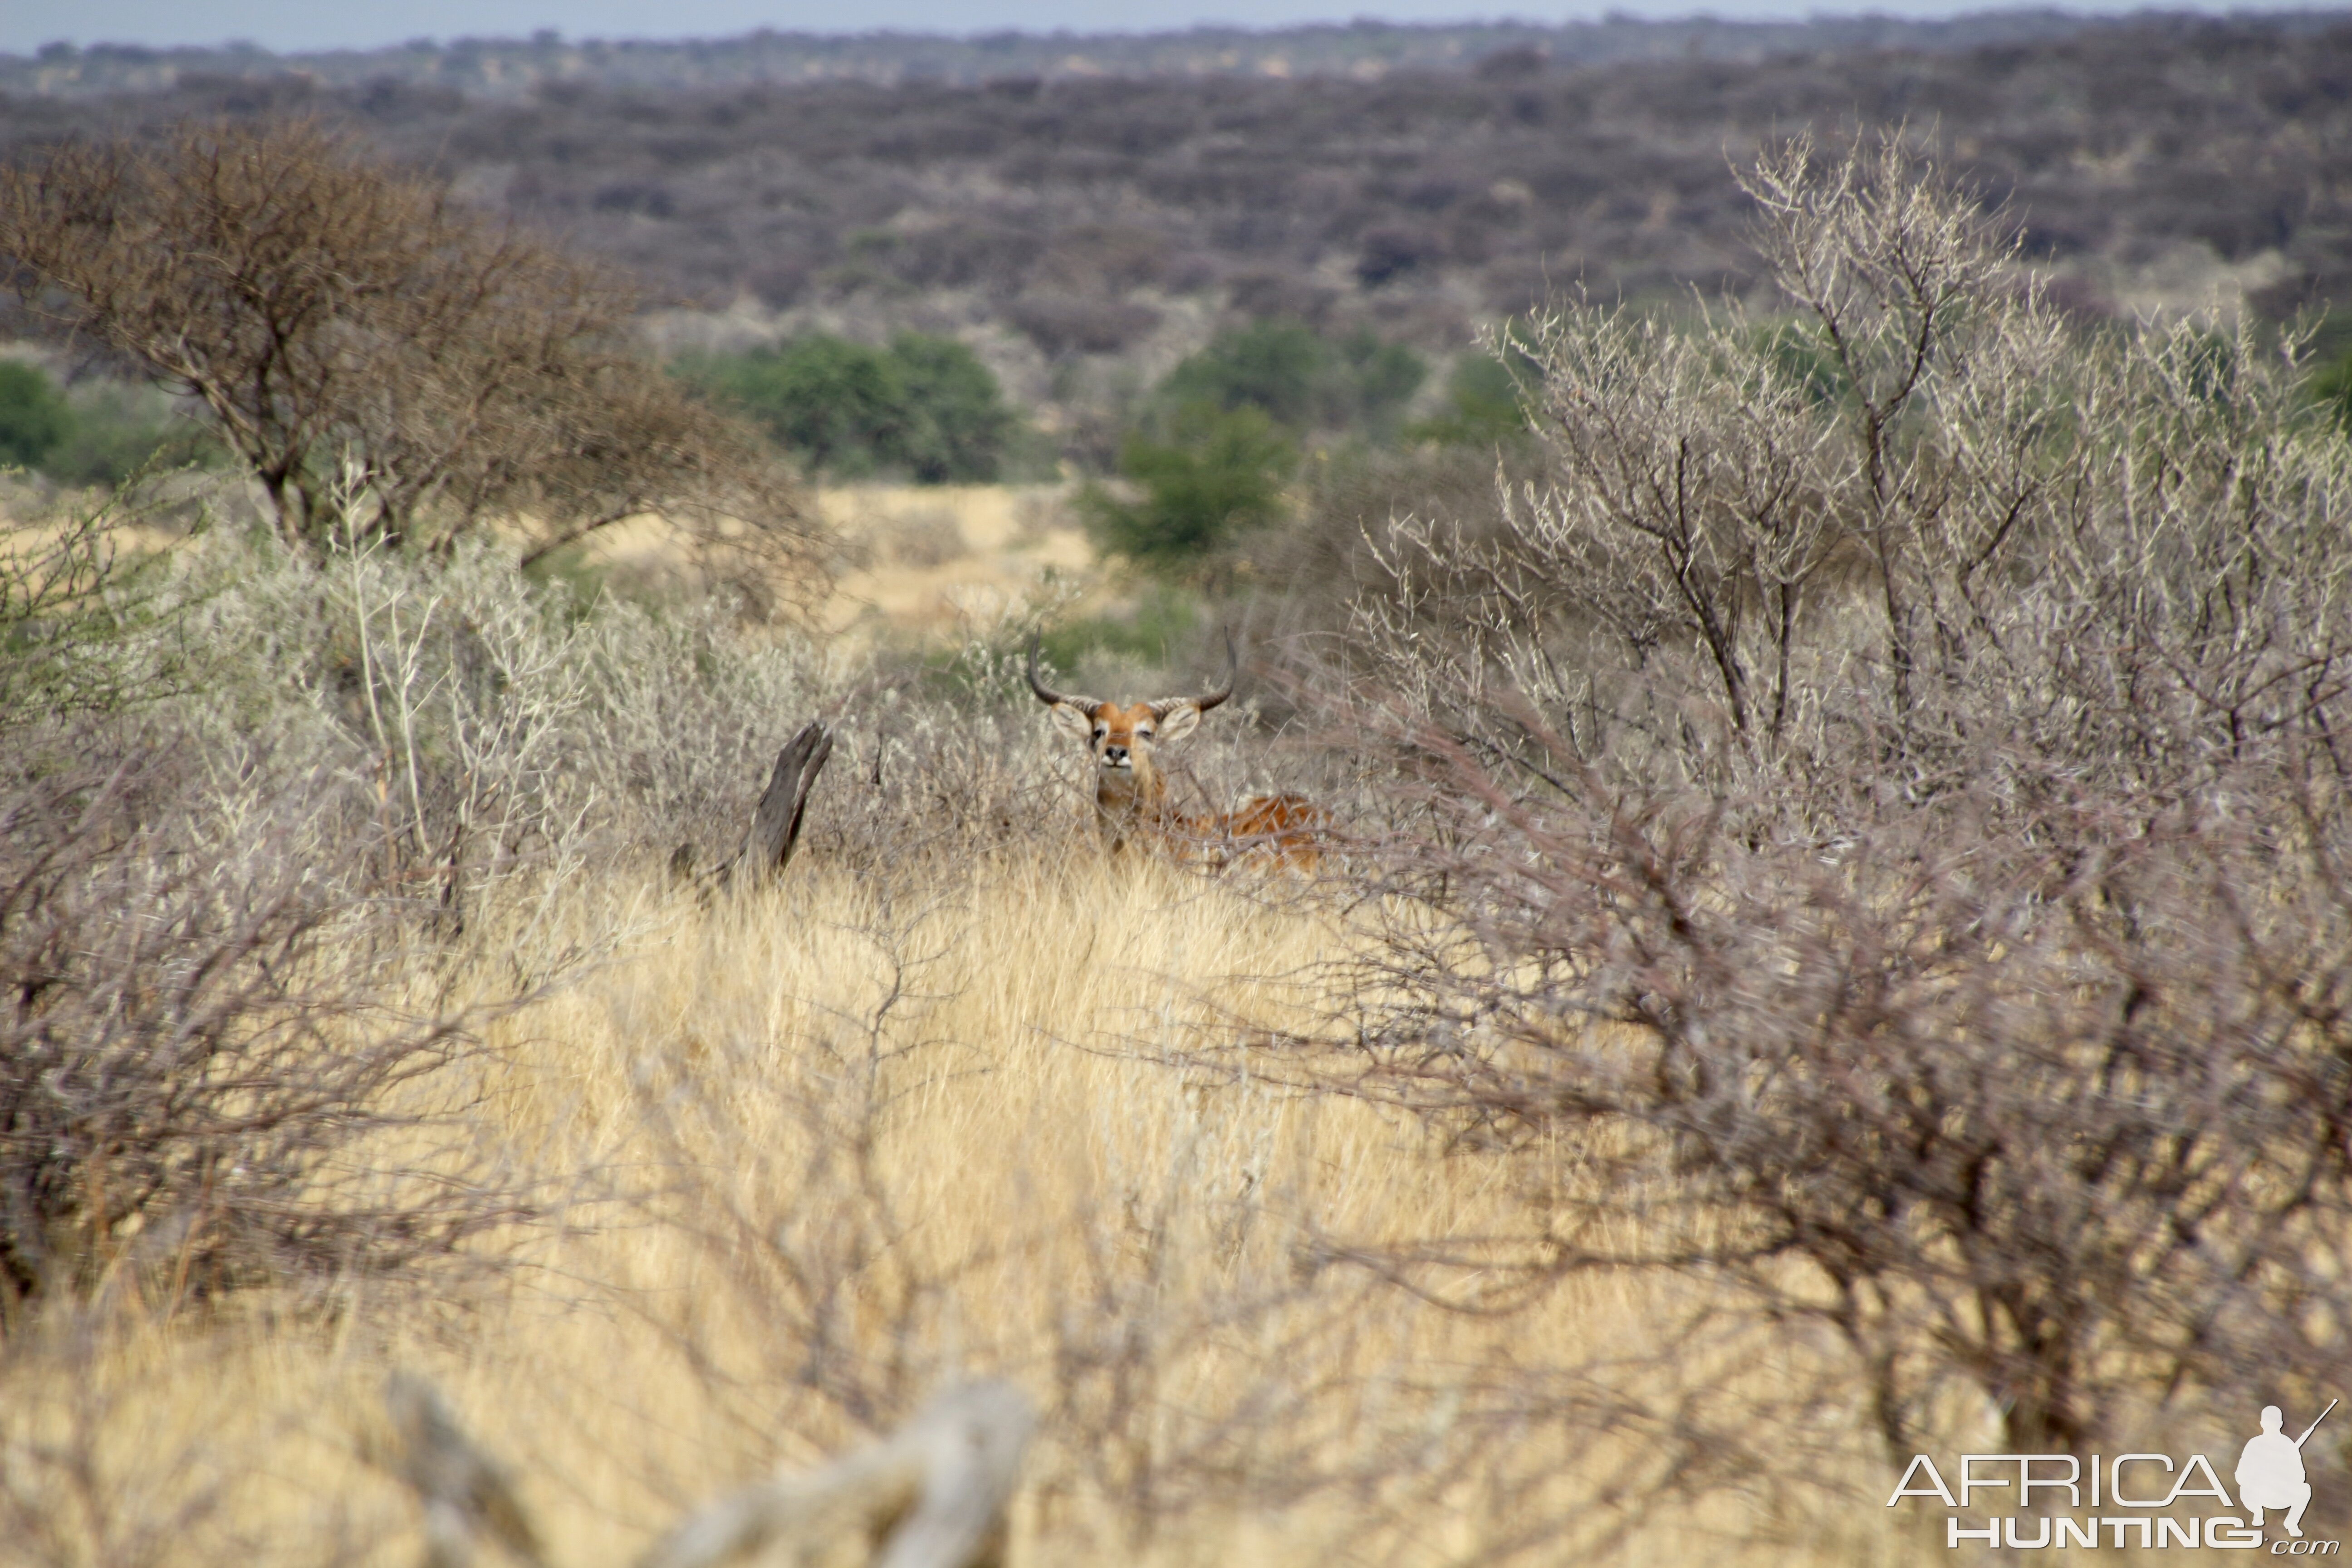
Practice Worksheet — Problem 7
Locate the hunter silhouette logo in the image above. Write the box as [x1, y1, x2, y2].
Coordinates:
[2241, 1401, 2335, 1540]
[1886, 1399, 2339, 1551]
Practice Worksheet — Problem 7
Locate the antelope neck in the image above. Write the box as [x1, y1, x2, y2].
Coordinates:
[1097, 758, 1164, 812]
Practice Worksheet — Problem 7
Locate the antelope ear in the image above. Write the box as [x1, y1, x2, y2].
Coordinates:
[1155, 702, 1203, 745]
[1048, 701, 1096, 744]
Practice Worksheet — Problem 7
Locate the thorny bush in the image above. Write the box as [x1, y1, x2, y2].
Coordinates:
[0, 743, 525, 1323]
[1310, 132, 2352, 1485]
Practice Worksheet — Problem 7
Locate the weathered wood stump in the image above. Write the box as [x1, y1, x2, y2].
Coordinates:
[689, 720, 833, 890]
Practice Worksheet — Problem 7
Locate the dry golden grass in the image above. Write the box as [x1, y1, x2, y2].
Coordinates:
[570, 483, 1106, 645]
[812, 484, 1098, 640]
[0, 851, 1935, 1568]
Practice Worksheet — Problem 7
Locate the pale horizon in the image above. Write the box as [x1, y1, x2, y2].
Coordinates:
[7, 0, 2326, 60]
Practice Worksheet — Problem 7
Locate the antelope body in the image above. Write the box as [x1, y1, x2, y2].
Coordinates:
[1027, 633, 1320, 866]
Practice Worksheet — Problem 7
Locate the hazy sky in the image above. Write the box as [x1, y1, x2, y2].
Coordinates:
[2, 0, 2286, 59]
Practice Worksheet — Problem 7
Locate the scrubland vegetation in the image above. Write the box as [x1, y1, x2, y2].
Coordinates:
[10, 11, 2352, 465]
[0, 13, 2141, 101]
[3, 43, 2352, 1568]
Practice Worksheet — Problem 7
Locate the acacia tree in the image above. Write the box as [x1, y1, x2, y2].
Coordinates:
[0, 119, 823, 604]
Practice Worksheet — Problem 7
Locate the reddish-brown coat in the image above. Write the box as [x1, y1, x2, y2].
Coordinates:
[1028, 637, 1322, 867]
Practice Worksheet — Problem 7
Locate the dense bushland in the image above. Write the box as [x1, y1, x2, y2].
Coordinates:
[1291, 135, 2352, 1489]
[10, 74, 2352, 1568]
[0, 489, 1138, 1324]
[0, 14, 2151, 101]
[0, 488, 1435, 1567]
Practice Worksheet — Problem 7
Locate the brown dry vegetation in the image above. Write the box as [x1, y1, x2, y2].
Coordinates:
[0, 120, 825, 614]
[0, 853, 1932, 1568]
[0, 479, 1922, 1565]
[7, 97, 2352, 1568]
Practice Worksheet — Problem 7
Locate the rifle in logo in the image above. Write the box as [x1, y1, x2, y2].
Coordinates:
[2304, 1402, 2341, 1448]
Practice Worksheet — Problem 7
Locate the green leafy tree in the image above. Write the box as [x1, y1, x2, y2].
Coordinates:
[684, 332, 1017, 482]
[1337, 329, 1428, 428]
[1161, 321, 1328, 427]
[693, 336, 907, 480]
[0, 361, 71, 470]
[1083, 402, 1294, 574]
[888, 333, 1021, 482]
[1407, 349, 1536, 447]
[1156, 321, 1424, 435]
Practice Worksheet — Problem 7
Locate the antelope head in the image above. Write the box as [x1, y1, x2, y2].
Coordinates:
[1027, 631, 1235, 835]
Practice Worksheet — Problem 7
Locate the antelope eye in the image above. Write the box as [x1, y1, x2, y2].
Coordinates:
[1137, 726, 1155, 739]
[1092, 725, 1107, 739]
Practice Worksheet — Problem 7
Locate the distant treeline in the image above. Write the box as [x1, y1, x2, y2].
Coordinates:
[9, 13, 2342, 332]
[0, 11, 2235, 100]
[8, 10, 2352, 484]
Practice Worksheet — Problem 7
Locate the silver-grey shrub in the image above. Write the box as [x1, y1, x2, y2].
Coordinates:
[155, 526, 1082, 908]
[1313, 132, 2352, 1490]
[1355, 132, 2352, 807]
[0, 503, 1073, 1321]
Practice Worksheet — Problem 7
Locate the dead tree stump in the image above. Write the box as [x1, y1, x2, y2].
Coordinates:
[696, 720, 833, 889]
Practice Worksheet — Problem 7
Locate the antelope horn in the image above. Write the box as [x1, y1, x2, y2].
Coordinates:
[1157, 627, 1237, 717]
[1026, 633, 1090, 709]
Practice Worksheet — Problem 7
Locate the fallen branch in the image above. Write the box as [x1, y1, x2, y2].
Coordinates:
[640, 1382, 1035, 1568]
[382, 1375, 1034, 1568]
[385, 1375, 545, 1568]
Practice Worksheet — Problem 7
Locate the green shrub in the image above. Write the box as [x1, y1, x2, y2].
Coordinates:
[1406, 348, 1536, 447]
[0, 361, 71, 470]
[1339, 330, 1428, 427]
[1156, 321, 1424, 435]
[689, 336, 899, 480]
[886, 332, 1023, 481]
[681, 332, 1019, 482]
[1083, 402, 1294, 575]
[1034, 582, 1200, 675]
[1160, 322, 1325, 427]
[44, 381, 219, 486]
[0, 368, 217, 487]
[1751, 318, 1853, 408]
[2309, 338, 2352, 430]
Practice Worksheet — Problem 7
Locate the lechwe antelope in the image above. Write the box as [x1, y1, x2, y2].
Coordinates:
[1027, 631, 1320, 865]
